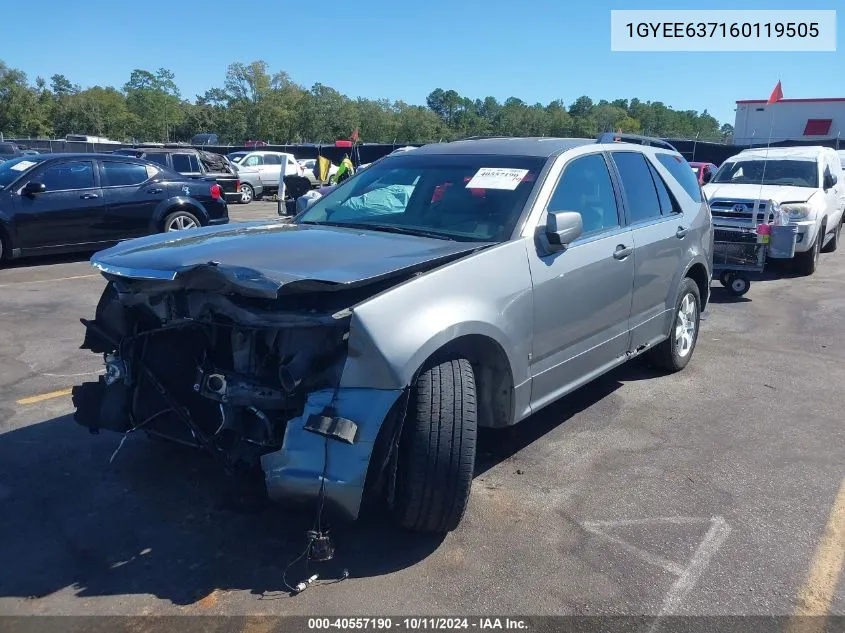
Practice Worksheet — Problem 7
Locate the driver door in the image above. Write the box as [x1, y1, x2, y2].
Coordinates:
[526, 152, 635, 411]
[15, 159, 103, 249]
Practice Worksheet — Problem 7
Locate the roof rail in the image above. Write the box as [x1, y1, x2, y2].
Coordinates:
[454, 135, 509, 141]
[596, 133, 678, 152]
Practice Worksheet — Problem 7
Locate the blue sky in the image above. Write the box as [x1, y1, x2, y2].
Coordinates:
[1, 0, 842, 127]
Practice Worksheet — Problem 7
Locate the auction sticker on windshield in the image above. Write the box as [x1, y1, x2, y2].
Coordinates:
[10, 160, 36, 171]
[466, 168, 529, 190]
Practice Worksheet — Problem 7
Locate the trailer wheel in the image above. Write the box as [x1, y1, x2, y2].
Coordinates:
[391, 358, 477, 533]
[728, 274, 750, 296]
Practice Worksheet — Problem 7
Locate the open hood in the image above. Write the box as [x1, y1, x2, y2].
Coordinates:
[91, 222, 490, 298]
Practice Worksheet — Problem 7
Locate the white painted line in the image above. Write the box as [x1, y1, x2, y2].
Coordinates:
[653, 517, 732, 622]
[0, 274, 98, 288]
[582, 521, 687, 576]
[43, 370, 104, 378]
[581, 515, 732, 630]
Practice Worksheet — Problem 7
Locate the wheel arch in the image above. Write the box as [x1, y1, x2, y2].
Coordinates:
[418, 333, 515, 429]
[154, 197, 209, 230]
[684, 261, 710, 309]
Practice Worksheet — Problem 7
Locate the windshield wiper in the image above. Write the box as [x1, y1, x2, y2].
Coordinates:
[301, 220, 456, 241]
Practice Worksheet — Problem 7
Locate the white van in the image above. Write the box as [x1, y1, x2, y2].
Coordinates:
[704, 146, 845, 275]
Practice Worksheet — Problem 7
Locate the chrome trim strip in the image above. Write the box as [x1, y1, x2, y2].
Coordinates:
[91, 259, 178, 281]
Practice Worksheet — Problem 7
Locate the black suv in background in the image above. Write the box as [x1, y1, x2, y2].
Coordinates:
[113, 147, 241, 205]
[0, 153, 228, 263]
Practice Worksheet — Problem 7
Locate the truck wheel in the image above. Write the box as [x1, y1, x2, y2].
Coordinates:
[239, 183, 254, 204]
[794, 229, 822, 275]
[646, 277, 701, 373]
[163, 210, 200, 232]
[392, 359, 477, 533]
[821, 220, 841, 253]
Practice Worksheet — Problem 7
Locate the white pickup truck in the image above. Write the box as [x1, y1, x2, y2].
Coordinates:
[704, 146, 845, 275]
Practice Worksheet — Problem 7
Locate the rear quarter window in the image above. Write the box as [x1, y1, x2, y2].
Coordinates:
[655, 153, 702, 202]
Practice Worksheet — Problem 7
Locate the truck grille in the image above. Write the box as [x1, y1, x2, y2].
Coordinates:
[709, 199, 773, 224]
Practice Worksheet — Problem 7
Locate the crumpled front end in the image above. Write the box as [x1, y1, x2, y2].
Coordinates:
[73, 272, 402, 520]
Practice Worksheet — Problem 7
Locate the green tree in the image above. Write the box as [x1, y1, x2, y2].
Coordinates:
[124, 68, 184, 142]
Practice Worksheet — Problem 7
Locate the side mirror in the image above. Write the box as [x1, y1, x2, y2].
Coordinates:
[545, 211, 583, 250]
[23, 181, 46, 196]
[702, 170, 713, 184]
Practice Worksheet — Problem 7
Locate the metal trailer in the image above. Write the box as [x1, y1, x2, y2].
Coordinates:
[712, 224, 768, 296]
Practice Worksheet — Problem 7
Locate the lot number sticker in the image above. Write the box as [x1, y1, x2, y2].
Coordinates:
[466, 167, 529, 190]
[10, 160, 36, 171]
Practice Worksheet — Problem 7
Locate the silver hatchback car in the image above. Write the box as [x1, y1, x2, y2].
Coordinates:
[73, 135, 713, 533]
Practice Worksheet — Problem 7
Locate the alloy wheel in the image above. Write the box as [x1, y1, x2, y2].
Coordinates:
[674, 293, 698, 358]
[167, 215, 198, 231]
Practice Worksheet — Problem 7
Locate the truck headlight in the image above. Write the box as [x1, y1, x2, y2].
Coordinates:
[779, 203, 812, 219]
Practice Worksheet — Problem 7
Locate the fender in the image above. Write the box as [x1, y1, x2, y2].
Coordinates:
[148, 196, 211, 232]
[339, 240, 533, 394]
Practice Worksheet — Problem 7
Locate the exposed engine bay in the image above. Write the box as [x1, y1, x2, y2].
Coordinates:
[73, 278, 355, 473]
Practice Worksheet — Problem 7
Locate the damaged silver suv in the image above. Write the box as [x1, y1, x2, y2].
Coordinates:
[73, 135, 712, 533]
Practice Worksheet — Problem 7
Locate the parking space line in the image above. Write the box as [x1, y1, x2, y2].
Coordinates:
[0, 274, 98, 288]
[16, 388, 73, 405]
[790, 478, 845, 623]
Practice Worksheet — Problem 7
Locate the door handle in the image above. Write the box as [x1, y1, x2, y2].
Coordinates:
[613, 245, 633, 260]
[676, 226, 689, 238]
[147, 188, 163, 194]
[80, 193, 99, 199]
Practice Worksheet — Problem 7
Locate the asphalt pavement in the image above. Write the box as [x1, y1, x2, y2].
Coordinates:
[0, 208, 842, 619]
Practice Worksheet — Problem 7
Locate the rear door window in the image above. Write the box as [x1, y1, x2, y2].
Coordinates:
[647, 162, 679, 215]
[656, 152, 702, 202]
[263, 154, 281, 165]
[102, 161, 150, 187]
[611, 152, 662, 223]
[39, 161, 95, 191]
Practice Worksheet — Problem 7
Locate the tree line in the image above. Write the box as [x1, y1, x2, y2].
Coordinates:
[0, 60, 734, 145]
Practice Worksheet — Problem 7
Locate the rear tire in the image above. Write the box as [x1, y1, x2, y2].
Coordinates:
[163, 210, 201, 232]
[646, 278, 701, 373]
[821, 220, 841, 253]
[794, 228, 822, 275]
[392, 359, 477, 533]
[239, 183, 254, 204]
[0, 229, 7, 265]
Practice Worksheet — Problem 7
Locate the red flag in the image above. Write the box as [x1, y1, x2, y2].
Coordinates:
[767, 81, 783, 105]
[351, 128, 359, 143]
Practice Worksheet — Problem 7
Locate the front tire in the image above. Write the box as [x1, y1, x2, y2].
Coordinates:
[794, 227, 822, 275]
[646, 278, 701, 373]
[239, 183, 254, 204]
[392, 359, 477, 533]
[821, 220, 841, 253]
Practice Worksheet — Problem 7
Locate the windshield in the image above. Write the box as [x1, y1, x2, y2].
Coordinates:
[712, 159, 819, 188]
[228, 152, 247, 163]
[0, 156, 45, 189]
[296, 154, 545, 242]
